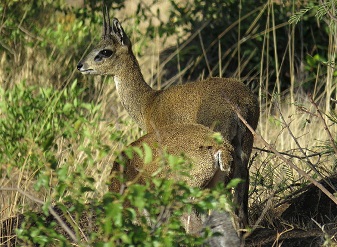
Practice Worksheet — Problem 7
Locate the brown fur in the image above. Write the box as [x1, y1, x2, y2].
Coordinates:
[0, 125, 233, 246]
[109, 123, 234, 234]
[77, 13, 259, 228]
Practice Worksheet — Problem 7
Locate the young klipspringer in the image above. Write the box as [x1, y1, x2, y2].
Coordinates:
[110, 123, 238, 244]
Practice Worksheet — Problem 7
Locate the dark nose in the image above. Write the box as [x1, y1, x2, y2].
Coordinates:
[77, 63, 83, 71]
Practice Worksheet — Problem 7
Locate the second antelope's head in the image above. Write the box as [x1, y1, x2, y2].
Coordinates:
[77, 7, 132, 75]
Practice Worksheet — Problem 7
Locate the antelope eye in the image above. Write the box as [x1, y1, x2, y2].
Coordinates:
[99, 49, 113, 57]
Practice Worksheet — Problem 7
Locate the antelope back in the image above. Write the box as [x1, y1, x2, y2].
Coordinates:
[109, 124, 234, 192]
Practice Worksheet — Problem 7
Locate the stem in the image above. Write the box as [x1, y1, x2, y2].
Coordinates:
[0, 187, 86, 246]
[226, 101, 337, 206]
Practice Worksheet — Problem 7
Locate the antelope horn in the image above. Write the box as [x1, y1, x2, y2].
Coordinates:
[102, 5, 111, 39]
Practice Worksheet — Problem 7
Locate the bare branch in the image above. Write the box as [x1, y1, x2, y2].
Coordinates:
[18, 25, 43, 42]
[309, 94, 337, 156]
[0, 187, 84, 245]
[253, 146, 330, 159]
[274, 101, 327, 184]
[225, 101, 337, 206]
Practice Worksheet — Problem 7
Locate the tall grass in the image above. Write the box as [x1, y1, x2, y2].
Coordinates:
[0, 0, 336, 244]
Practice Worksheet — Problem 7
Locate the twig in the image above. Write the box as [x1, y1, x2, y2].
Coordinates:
[274, 101, 329, 185]
[0, 39, 15, 55]
[151, 204, 171, 234]
[247, 192, 275, 236]
[226, 101, 337, 206]
[198, 32, 212, 77]
[309, 94, 337, 156]
[253, 146, 331, 159]
[0, 187, 83, 245]
[18, 25, 43, 42]
[330, 98, 337, 104]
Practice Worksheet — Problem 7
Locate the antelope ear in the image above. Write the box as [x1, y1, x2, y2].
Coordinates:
[112, 18, 131, 47]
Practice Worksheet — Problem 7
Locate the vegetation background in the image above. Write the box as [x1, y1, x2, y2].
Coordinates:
[0, 0, 337, 245]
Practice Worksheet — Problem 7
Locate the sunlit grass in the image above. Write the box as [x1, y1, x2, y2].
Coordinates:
[0, 2, 336, 244]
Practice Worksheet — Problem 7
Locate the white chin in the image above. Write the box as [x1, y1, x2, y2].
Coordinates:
[80, 69, 96, 74]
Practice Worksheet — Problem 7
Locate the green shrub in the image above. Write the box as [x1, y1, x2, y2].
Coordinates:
[14, 151, 234, 246]
[0, 80, 235, 246]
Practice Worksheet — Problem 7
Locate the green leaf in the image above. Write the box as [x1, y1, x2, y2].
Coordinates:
[62, 103, 73, 113]
[226, 178, 243, 189]
[126, 208, 137, 221]
[106, 203, 123, 227]
[211, 132, 224, 144]
[103, 242, 114, 247]
[129, 184, 146, 210]
[142, 143, 153, 164]
[168, 154, 183, 167]
[42, 200, 51, 216]
[80, 186, 94, 193]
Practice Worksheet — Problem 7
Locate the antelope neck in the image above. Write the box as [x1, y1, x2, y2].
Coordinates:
[113, 63, 154, 128]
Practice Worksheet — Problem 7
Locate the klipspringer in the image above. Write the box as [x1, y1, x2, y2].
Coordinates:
[77, 8, 259, 228]
[109, 123, 235, 237]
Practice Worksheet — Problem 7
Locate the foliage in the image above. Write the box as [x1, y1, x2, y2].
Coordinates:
[1, 0, 337, 246]
[0, 80, 233, 245]
[289, 0, 337, 24]
[1, 0, 334, 91]
[0, 80, 100, 173]
[133, 0, 331, 90]
[14, 148, 233, 246]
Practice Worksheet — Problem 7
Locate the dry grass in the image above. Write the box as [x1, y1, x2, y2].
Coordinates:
[1, 2, 337, 245]
[250, 95, 336, 213]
